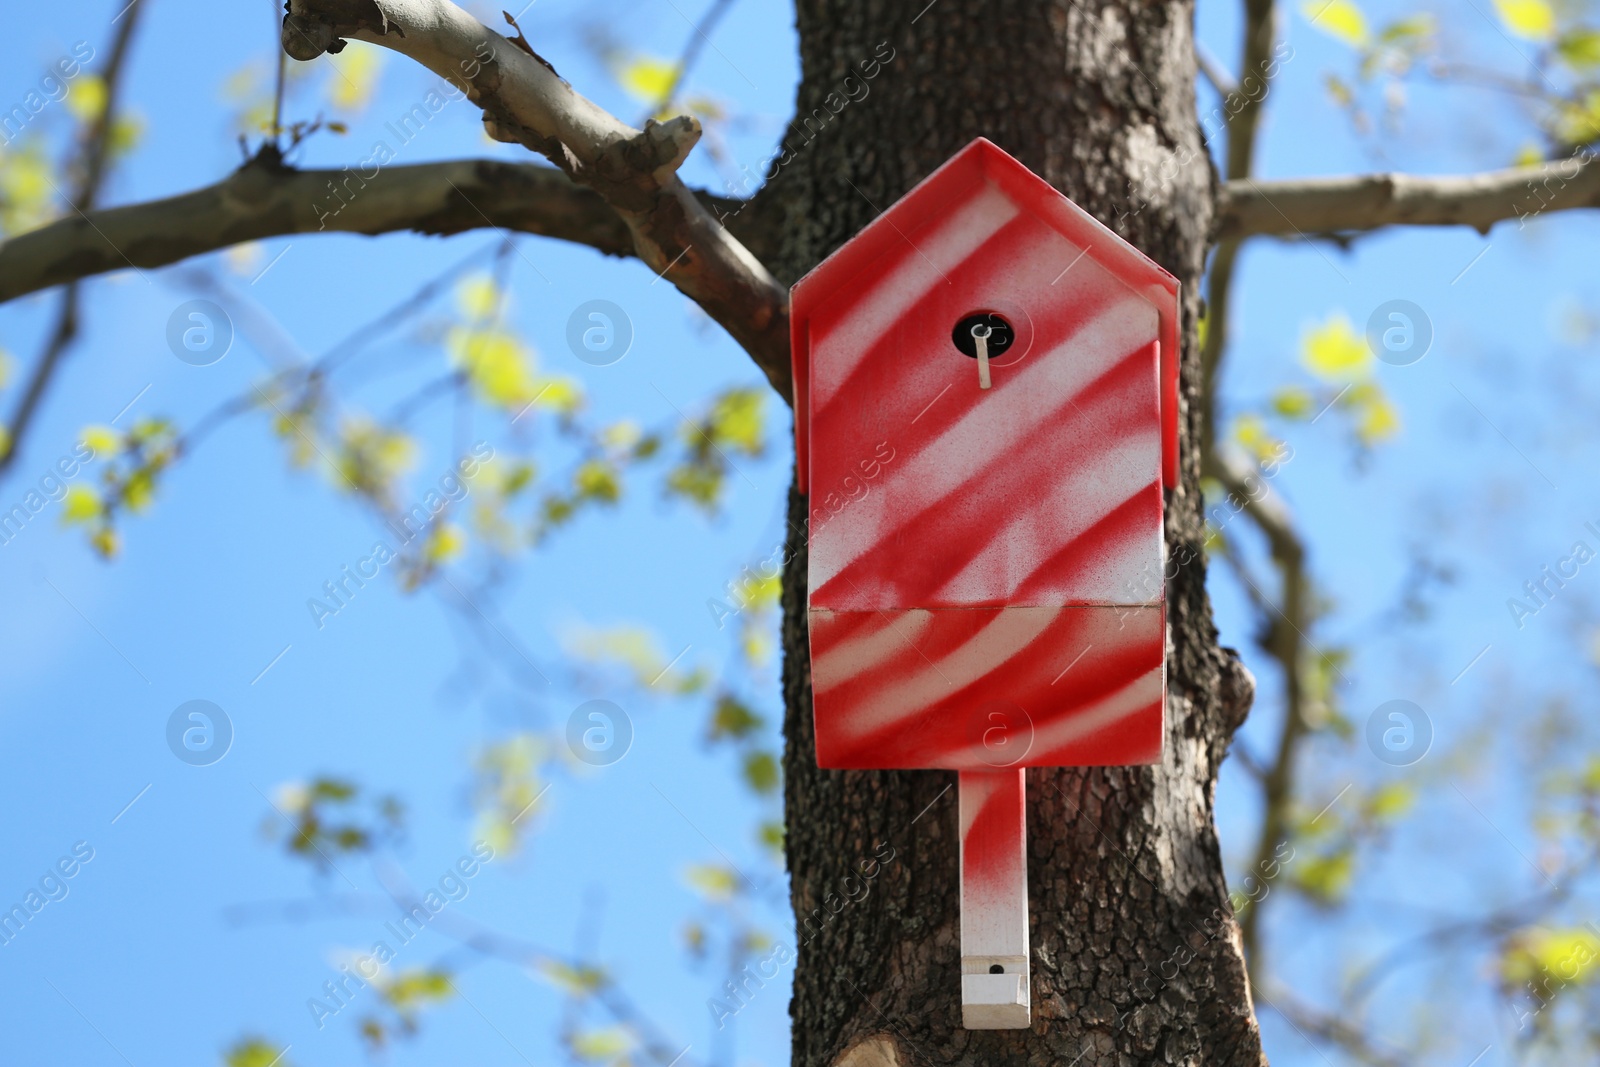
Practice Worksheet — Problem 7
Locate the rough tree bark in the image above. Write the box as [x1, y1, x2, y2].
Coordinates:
[768, 3, 1263, 1065]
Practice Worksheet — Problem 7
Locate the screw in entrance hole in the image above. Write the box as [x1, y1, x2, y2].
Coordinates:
[989, 964, 1005, 974]
[953, 312, 1015, 359]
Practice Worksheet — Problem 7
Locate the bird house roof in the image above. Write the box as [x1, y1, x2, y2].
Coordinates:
[789, 137, 1181, 489]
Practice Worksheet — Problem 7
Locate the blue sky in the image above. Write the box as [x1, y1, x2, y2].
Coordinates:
[2, 1, 1598, 1065]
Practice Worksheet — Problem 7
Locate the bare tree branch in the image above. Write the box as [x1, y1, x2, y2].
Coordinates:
[282, 0, 791, 399]
[1197, 0, 1277, 457]
[1215, 154, 1600, 240]
[0, 3, 146, 477]
[1194, 41, 1238, 99]
[1207, 446, 1311, 979]
[0, 157, 766, 307]
[1259, 985, 1408, 1067]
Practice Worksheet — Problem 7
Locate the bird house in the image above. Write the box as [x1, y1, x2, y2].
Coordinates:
[790, 138, 1179, 1030]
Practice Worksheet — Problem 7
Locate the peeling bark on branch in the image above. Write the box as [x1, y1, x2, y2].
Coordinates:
[1215, 155, 1600, 239]
[283, 0, 791, 398]
[0, 157, 765, 306]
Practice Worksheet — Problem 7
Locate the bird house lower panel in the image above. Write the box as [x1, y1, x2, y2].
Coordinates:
[809, 604, 1164, 769]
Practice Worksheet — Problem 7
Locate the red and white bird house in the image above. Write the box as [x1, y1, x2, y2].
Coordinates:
[790, 138, 1179, 1030]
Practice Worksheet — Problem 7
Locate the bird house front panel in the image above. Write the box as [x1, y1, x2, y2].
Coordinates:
[805, 208, 1163, 610]
[792, 139, 1176, 772]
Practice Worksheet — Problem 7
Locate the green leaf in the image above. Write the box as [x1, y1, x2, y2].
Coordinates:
[1271, 386, 1316, 419]
[1582, 754, 1600, 791]
[1378, 14, 1436, 42]
[382, 968, 454, 1009]
[80, 424, 121, 457]
[738, 572, 782, 611]
[709, 694, 765, 741]
[1557, 29, 1600, 67]
[457, 274, 500, 319]
[90, 527, 120, 559]
[311, 778, 356, 800]
[616, 55, 680, 103]
[1339, 381, 1401, 445]
[666, 462, 722, 508]
[1301, 313, 1373, 382]
[502, 461, 536, 496]
[1230, 414, 1285, 465]
[1302, 0, 1369, 46]
[1322, 72, 1355, 108]
[1502, 928, 1600, 985]
[1365, 781, 1416, 821]
[567, 624, 702, 689]
[742, 751, 780, 794]
[472, 733, 548, 856]
[1555, 89, 1600, 145]
[685, 864, 739, 900]
[574, 459, 621, 503]
[537, 959, 607, 996]
[572, 1026, 635, 1062]
[65, 75, 108, 121]
[225, 1038, 294, 1067]
[61, 485, 101, 524]
[709, 388, 766, 455]
[742, 625, 774, 668]
[1512, 143, 1546, 168]
[1493, 0, 1556, 41]
[449, 327, 537, 409]
[1291, 848, 1355, 904]
[326, 42, 385, 112]
[424, 522, 467, 564]
[600, 420, 643, 452]
[123, 468, 156, 513]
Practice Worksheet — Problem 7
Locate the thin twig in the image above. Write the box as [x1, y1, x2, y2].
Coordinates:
[640, 0, 737, 124]
[0, 3, 147, 480]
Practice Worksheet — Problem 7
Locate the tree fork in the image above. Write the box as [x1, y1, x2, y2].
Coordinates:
[772, 2, 1263, 1064]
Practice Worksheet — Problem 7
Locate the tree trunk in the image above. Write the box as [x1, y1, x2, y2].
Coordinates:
[770, 2, 1264, 1064]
